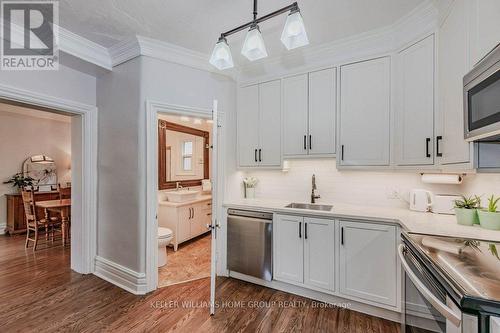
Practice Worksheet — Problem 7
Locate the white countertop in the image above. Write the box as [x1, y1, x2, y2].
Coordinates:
[223, 198, 500, 243]
[159, 194, 212, 207]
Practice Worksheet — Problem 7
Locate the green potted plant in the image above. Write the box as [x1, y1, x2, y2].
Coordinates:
[454, 195, 481, 226]
[3, 173, 35, 191]
[478, 195, 500, 230]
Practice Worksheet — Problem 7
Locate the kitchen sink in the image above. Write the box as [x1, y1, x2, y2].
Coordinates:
[285, 203, 333, 211]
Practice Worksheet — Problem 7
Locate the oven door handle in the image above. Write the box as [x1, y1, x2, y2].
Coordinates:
[398, 244, 461, 327]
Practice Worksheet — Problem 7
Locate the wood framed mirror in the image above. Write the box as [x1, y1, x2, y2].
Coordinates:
[158, 119, 209, 190]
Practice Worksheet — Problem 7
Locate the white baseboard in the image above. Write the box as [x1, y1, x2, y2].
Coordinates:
[229, 271, 402, 324]
[94, 256, 147, 295]
[0, 223, 6, 235]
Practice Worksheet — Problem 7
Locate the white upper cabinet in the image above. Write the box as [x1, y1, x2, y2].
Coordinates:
[339, 57, 391, 166]
[437, 0, 472, 166]
[283, 74, 309, 156]
[283, 68, 336, 157]
[471, 0, 500, 66]
[309, 68, 336, 155]
[259, 80, 282, 167]
[237, 84, 259, 167]
[339, 220, 398, 308]
[237, 80, 282, 168]
[395, 35, 435, 166]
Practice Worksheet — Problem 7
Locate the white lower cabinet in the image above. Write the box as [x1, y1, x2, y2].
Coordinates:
[274, 214, 335, 292]
[338, 220, 398, 307]
[274, 214, 304, 284]
[304, 217, 335, 291]
[273, 215, 399, 310]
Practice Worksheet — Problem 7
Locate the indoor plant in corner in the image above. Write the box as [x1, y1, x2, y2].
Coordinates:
[454, 195, 481, 226]
[478, 195, 500, 230]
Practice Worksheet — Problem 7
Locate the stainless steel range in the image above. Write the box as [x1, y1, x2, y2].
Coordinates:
[400, 232, 500, 333]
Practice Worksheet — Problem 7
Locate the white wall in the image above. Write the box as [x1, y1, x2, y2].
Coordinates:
[96, 56, 236, 274]
[0, 64, 96, 105]
[96, 58, 143, 272]
[0, 109, 71, 233]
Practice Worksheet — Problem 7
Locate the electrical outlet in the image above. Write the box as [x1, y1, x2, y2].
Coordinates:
[386, 188, 400, 199]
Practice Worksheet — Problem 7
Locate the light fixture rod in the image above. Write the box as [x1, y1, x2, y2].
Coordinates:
[253, 0, 258, 21]
[221, 1, 298, 39]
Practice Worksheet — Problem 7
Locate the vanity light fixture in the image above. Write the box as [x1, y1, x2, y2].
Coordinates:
[209, 0, 308, 70]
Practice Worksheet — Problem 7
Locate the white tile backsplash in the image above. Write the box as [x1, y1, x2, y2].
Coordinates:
[237, 159, 500, 209]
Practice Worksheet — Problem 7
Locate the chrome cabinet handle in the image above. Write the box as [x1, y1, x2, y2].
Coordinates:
[398, 245, 461, 327]
[426, 138, 431, 158]
[304, 135, 307, 150]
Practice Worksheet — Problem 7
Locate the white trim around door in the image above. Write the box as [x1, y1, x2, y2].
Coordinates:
[0, 83, 98, 274]
[145, 100, 226, 293]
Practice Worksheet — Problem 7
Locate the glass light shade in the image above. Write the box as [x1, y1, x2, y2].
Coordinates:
[209, 38, 234, 70]
[241, 26, 268, 61]
[281, 11, 309, 50]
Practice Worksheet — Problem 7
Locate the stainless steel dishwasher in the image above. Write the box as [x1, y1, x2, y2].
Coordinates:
[227, 209, 273, 281]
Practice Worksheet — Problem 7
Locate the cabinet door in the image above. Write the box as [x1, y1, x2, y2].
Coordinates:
[273, 214, 304, 284]
[304, 217, 335, 292]
[178, 206, 192, 242]
[283, 74, 309, 156]
[191, 203, 208, 237]
[339, 220, 397, 307]
[438, 0, 472, 165]
[259, 80, 282, 167]
[309, 68, 336, 155]
[339, 57, 391, 166]
[395, 35, 435, 166]
[237, 85, 260, 167]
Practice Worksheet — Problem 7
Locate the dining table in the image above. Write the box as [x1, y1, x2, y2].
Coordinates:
[35, 199, 71, 246]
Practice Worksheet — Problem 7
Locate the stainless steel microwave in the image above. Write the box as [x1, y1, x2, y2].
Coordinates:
[464, 43, 500, 141]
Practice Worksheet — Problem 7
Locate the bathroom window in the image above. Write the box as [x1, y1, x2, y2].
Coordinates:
[182, 141, 193, 171]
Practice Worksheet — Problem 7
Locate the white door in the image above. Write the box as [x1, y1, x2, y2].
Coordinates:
[395, 35, 435, 166]
[283, 74, 309, 156]
[209, 100, 219, 315]
[438, 0, 472, 165]
[308, 68, 336, 155]
[259, 80, 282, 167]
[237, 85, 260, 167]
[304, 217, 335, 292]
[273, 214, 304, 284]
[339, 57, 391, 166]
[339, 220, 397, 307]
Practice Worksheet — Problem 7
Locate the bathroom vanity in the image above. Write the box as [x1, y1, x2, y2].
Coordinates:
[158, 195, 212, 251]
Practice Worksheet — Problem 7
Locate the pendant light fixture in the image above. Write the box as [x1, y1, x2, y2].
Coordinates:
[209, 1, 308, 70]
[281, 9, 309, 50]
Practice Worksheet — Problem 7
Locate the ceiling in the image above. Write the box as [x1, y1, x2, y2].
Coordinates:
[59, 0, 425, 65]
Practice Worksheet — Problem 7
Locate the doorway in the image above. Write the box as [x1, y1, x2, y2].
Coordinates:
[145, 101, 224, 301]
[156, 113, 213, 287]
[0, 84, 97, 274]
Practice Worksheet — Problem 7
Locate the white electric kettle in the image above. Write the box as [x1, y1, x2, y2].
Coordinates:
[409, 189, 433, 212]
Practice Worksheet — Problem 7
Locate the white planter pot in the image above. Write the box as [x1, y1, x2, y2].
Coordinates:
[245, 187, 255, 199]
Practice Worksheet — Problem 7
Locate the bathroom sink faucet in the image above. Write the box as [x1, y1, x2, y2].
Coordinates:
[176, 182, 183, 190]
[311, 174, 320, 203]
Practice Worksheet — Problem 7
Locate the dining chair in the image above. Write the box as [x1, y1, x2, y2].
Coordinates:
[57, 183, 71, 242]
[22, 189, 61, 250]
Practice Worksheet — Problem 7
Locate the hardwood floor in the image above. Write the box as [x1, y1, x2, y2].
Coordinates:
[158, 233, 211, 287]
[0, 234, 400, 332]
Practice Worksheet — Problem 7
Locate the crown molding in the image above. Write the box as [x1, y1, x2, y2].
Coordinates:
[58, 26, 112, 70]
[107, 35, 238, 80]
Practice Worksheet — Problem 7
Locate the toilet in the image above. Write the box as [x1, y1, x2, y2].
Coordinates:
[158, 227, 173, 267]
